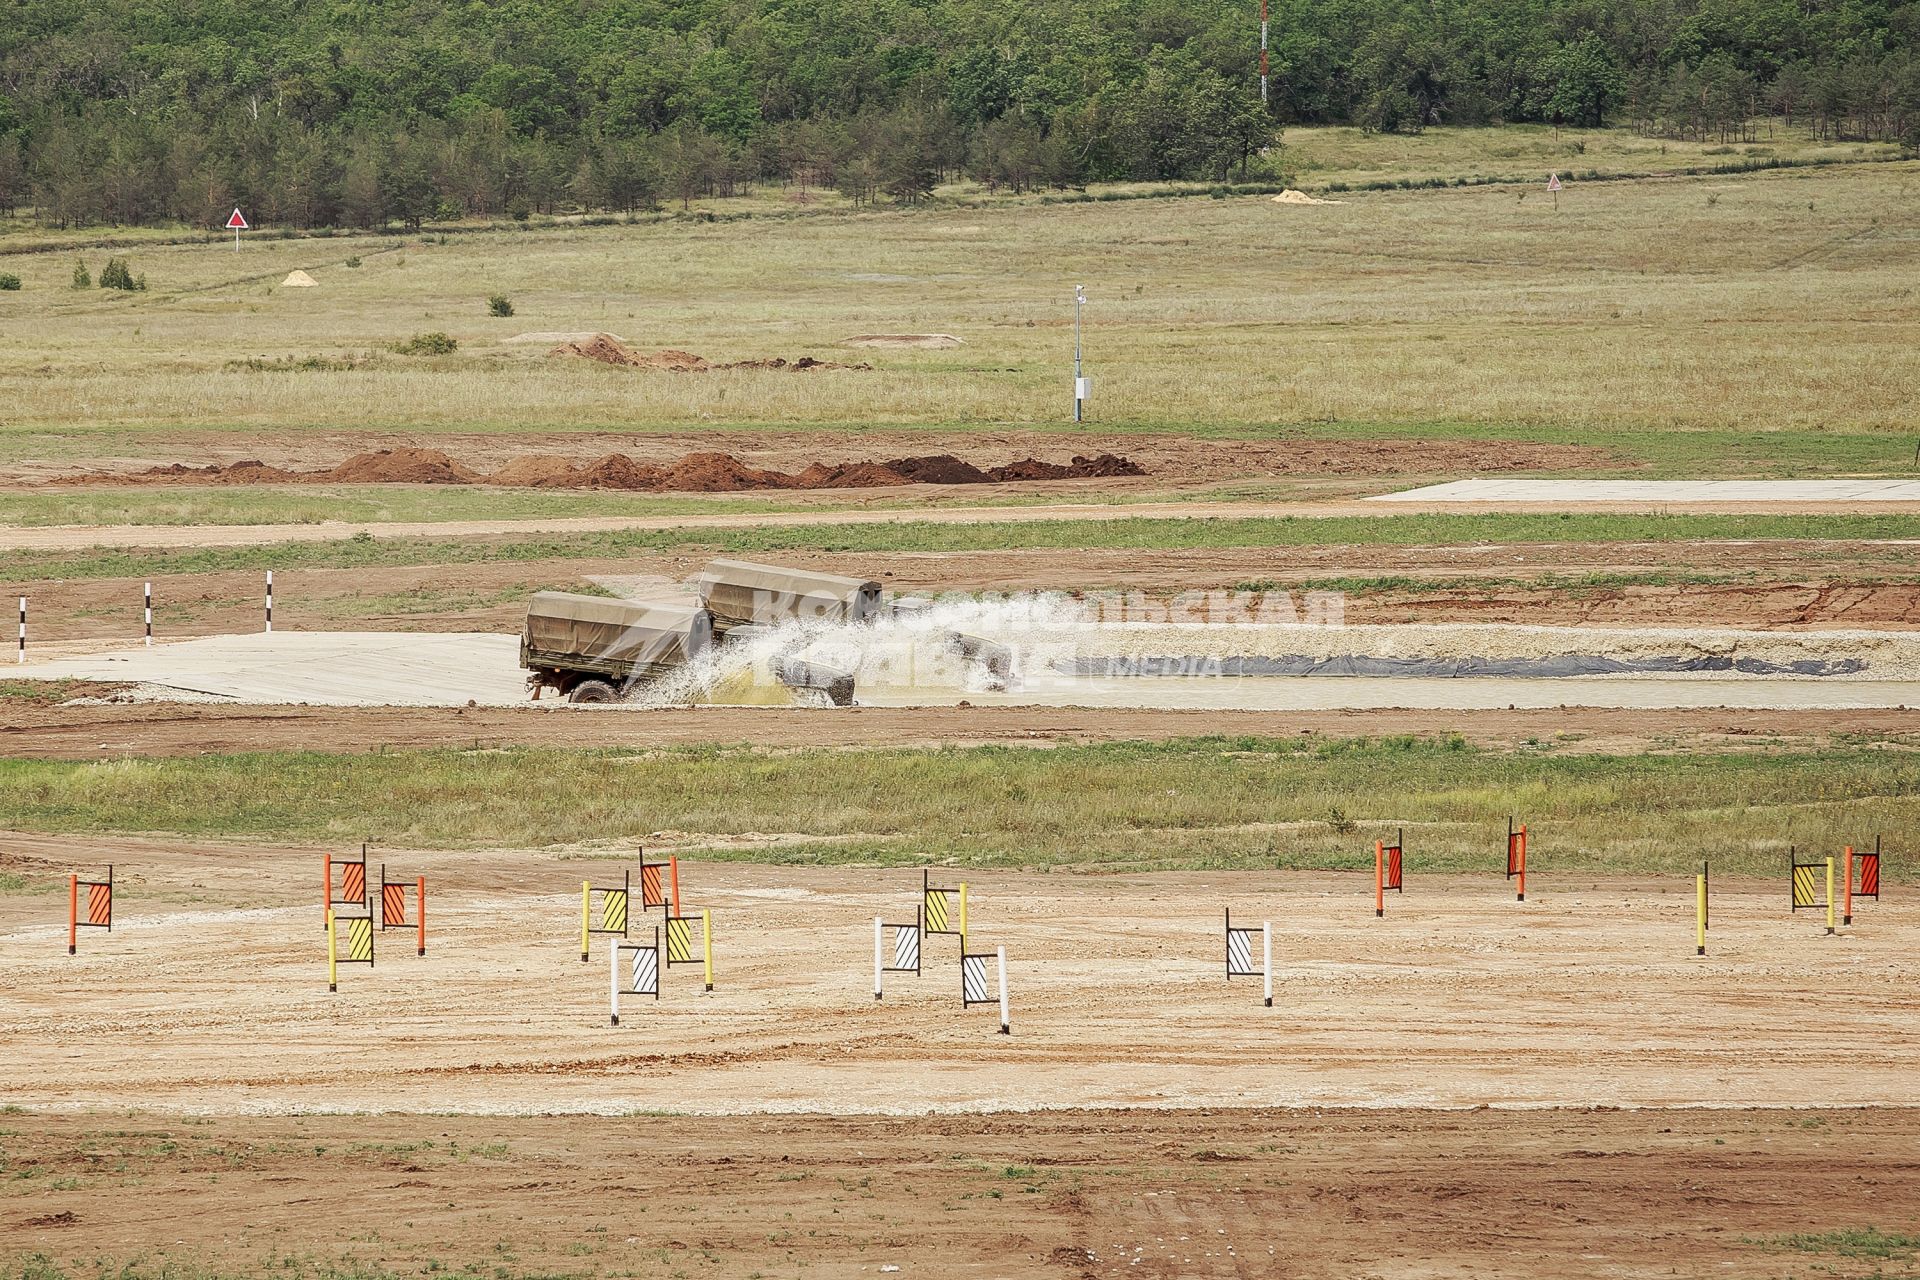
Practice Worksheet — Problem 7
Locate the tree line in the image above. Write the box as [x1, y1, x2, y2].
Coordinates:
[1, 0, 1916, 229]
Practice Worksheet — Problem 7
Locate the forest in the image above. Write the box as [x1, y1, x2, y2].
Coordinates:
[1, 0, 1917, 228]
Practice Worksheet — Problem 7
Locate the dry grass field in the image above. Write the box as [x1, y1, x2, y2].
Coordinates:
[1, 129, 1916, 469]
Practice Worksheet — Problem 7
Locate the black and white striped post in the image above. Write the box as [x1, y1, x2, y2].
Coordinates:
[264, 570, 273, 633]
[144, 581, 152, 646]
[15, 597, 23, 664]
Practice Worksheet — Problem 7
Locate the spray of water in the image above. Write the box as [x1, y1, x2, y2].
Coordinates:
[633, 592, 1096, 707]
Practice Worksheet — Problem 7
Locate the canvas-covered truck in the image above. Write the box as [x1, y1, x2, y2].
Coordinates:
[693, 559, 883, 638]
[520, 592, 713, 703]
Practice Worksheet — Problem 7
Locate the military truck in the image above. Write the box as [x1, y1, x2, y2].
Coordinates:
[519, 592, 714, 703]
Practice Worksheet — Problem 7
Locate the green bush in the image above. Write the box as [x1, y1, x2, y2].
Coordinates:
[391, 331, 458, 356]
[487, 293, 514, 317]
[98, 257, 145, 291]
[0, 272, 21, 291]
[71, 260, 91, 289]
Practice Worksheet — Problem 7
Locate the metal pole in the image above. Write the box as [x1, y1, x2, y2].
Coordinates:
[1072, 285, 1085, 423]
[265, 570, 273, 633]
[873, 916, 883, 1001]
[1260, 0, 1269, 104]
[144, 581, 152, 646]
[610, 937, 620, 1026]
[416, 876, 426, 956]
[1262, 922, 1272, 1007]
[997, 946, 1009, 1035]
[16, 597, 23, 664]
[702, 908, 713, 992]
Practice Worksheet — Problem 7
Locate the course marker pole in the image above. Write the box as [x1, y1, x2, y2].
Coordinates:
[16, 597, 24, 663]
[959, 882, 969, 943]
[321, 853, 330, 930]
[1262, 922, 1273, 1007]
[327, 908, 338, 992]
[1844, 845, 1854, 925]
[265, 571, 273, 633]
[609, 933, 620, 1026]
[1826, 857, 1835, 935]
[669, 855, 681, 916]
[1518, 825, 1527, 901]
[873, 917, 883, 1000]
[67, 874, 77, 954]
[701, 908, 714, 992]
[417, 876, 427, 956]
[1374, 840, 1384, 917]
[1696, 863, 1707, 956]
[144, 581, 152, 646]
[997, 946, 1009, 1035]
[580, 881, 591, 961]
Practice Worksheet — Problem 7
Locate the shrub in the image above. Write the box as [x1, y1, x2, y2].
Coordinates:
[71, 260, 91, 289]
[487, 294, 514, 317]
[391, 332, 458, 356]
[344, 256, 362, 268]
[0, 272, 20, 291]
[98, 257, 144, 291]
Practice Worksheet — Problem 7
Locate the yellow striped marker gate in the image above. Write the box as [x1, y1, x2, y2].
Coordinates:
[663, 909, 715, 991]
[579, 869, 631, 961]
[326, 905, 375, 992]
[923, 870, 967, 940]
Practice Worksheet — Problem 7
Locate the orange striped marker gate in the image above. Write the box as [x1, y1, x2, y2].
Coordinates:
[66, 865, 113, 954]
[324, 845, 369, 929]
[1374, 829, 1404, 917]
[1506, 818, 1528, 902]
[1846, 836, 1885, 926]
[379, 864, 428, 956]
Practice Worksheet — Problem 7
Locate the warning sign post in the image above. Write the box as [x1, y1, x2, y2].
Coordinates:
[226, 207, 248, 251]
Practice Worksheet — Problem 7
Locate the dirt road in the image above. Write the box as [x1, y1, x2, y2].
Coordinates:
[7, 497, 1920, 553]
[6, 1107, 1917, 1279]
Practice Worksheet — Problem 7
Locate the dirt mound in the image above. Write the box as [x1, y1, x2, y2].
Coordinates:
[986, 454, 1147, 482]
[54, 450, 1145, 493]
[573, 454, 666, 489]
[885, 455, 993, 485]
[483, 456, 584, 487]
[659, 451, 797, 492]
[318, 448, 482, 485]
[1273, 189, 1343, 206]
[843, 334, 964, 349]
[547, 338, 867, 373]
[790, 461, 916, 488]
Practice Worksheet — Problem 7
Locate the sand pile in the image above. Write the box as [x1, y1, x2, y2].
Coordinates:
[65, 451, 1145, 493]
[1272, 189, 1343, 205]
[548, 335, 870, 372]
[280, 270, 318, 287]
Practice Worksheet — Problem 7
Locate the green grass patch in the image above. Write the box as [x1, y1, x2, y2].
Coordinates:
[4, 513, 1915, 586]
[1763, 1227, 1920, 1259]
[0, 737, 1911, 874]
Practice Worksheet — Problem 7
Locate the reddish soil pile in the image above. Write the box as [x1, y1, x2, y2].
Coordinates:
[57, 450, 1145, 493]
[548, 336, 869, 373]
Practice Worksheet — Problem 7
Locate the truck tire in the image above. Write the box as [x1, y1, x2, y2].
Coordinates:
[568, 679, 621, 704]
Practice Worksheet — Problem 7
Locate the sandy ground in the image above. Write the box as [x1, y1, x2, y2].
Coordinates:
[5, 700, 1919, 760]
[1378, 478, 1920, 502]
[6, 1107, 1919, 1279]
[2, 848, 1913, 1117]
[14, 629, 1920, 710]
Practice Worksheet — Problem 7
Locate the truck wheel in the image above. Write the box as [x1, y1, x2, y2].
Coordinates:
[568, 679, 621, 704]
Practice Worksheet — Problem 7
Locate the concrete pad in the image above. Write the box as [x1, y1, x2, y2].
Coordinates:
[16, 631, 530, 707]
[1370, 479, 1920, 503]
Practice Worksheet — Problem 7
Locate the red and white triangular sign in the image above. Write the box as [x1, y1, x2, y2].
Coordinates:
[226, 207, 249, 229]
[1546, 173, 1563, 192]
